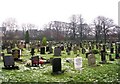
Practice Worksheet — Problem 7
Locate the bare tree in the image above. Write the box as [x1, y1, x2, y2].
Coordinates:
[70, 15, 77, 40]
[94, 16, 114, 44]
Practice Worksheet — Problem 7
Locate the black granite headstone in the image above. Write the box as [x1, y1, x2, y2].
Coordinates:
[30, 48, 35, 56]
[100, 50, 106, 63]
[52, 58, 61, 74]
[40, 47, 45, 54]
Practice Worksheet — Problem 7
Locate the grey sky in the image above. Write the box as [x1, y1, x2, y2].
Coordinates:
[0, 0, 119, 30]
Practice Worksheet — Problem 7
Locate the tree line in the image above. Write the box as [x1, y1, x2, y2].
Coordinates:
[1, 15, 120, 43]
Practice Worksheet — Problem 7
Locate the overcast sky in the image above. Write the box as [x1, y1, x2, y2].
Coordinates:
[0, 0, 119, 30]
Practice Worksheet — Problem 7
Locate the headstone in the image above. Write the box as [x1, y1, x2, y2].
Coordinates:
[49, 47, 53, 54]
[110, 47, 114, 54]
[52, 58, 62, 74]
[3, 56, 14, 67]
[109, 54, 114, 61]
[2, 55, 19, 69]
[66, 47, 70, 55]
[73, 46, 77, 54]
[54, 47, 61, 56]
[88, 54, 96, 66]
[100, 50, 106, 64]
[40, 47, 45, 54]
[60, 45, 64, 51]
[31, 56, 39, 67]
[30, 48, 35, 56]
[74, 57, 82, 70]
[7, 47, 12, 54]
[12, 49, 20, 60]
[46, 46, 49, 52]
[82, 48, 86, 54]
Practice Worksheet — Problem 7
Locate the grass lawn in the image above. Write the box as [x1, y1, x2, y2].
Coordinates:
[0, 48, 120, 83]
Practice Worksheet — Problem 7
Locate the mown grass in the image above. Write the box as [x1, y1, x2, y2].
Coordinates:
[0, 48, 119, 83]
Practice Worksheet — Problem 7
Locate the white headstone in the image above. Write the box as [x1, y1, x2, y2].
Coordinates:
[74, 57, 82, 70]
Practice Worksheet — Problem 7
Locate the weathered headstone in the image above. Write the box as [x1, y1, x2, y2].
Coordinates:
[74, 57, 82, 70]
[88, 54, 96, 66]
[31, 56, 39, 67]
[40, 47, 45, 54]
[54, 47, 61, 56]
[52, 58, 62, 74]
[12, 49, 20, 61]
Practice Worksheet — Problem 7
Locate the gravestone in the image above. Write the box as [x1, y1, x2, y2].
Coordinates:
[110, 47, 114, 54]
[49, 47, 53, 54]
[99, 50, 106, 64]
[82, 48, 86, 54]
[54, 47, 61, 56]
[109, 54, 114, 61]
[88, 54, 96, 66]
[60, 43, 64, 51]
[52, 58, 62, 74]
[2, 55, 19, 69]
[40, 47, 45, 54]
[7, 47, 12, 54]
[30, 48, 35, 56]
[66, 47, 70, 55]
[74, 57, 82, 70]
[73, 46, 77, 54]
[12, 49, 21, 61]
[31, 56, 39, 67]
[46, 46, 49, 52]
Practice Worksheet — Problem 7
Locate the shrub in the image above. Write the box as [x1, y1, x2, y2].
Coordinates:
[42, 37, 47, 46]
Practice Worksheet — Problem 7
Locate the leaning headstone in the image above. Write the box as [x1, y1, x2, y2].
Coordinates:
[54, 47, 61, 56]
[2, 55, 19, 69]
[52, 58, 63, 74]
[74, 57, 82, 70]
[40, 47, 45, 54]
[88, 54, 96, 66]
[31, 56, 39, 67]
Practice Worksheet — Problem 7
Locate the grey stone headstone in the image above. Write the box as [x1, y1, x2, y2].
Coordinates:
[54, 47, 61, 56]
[88, 54, 96, 66]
